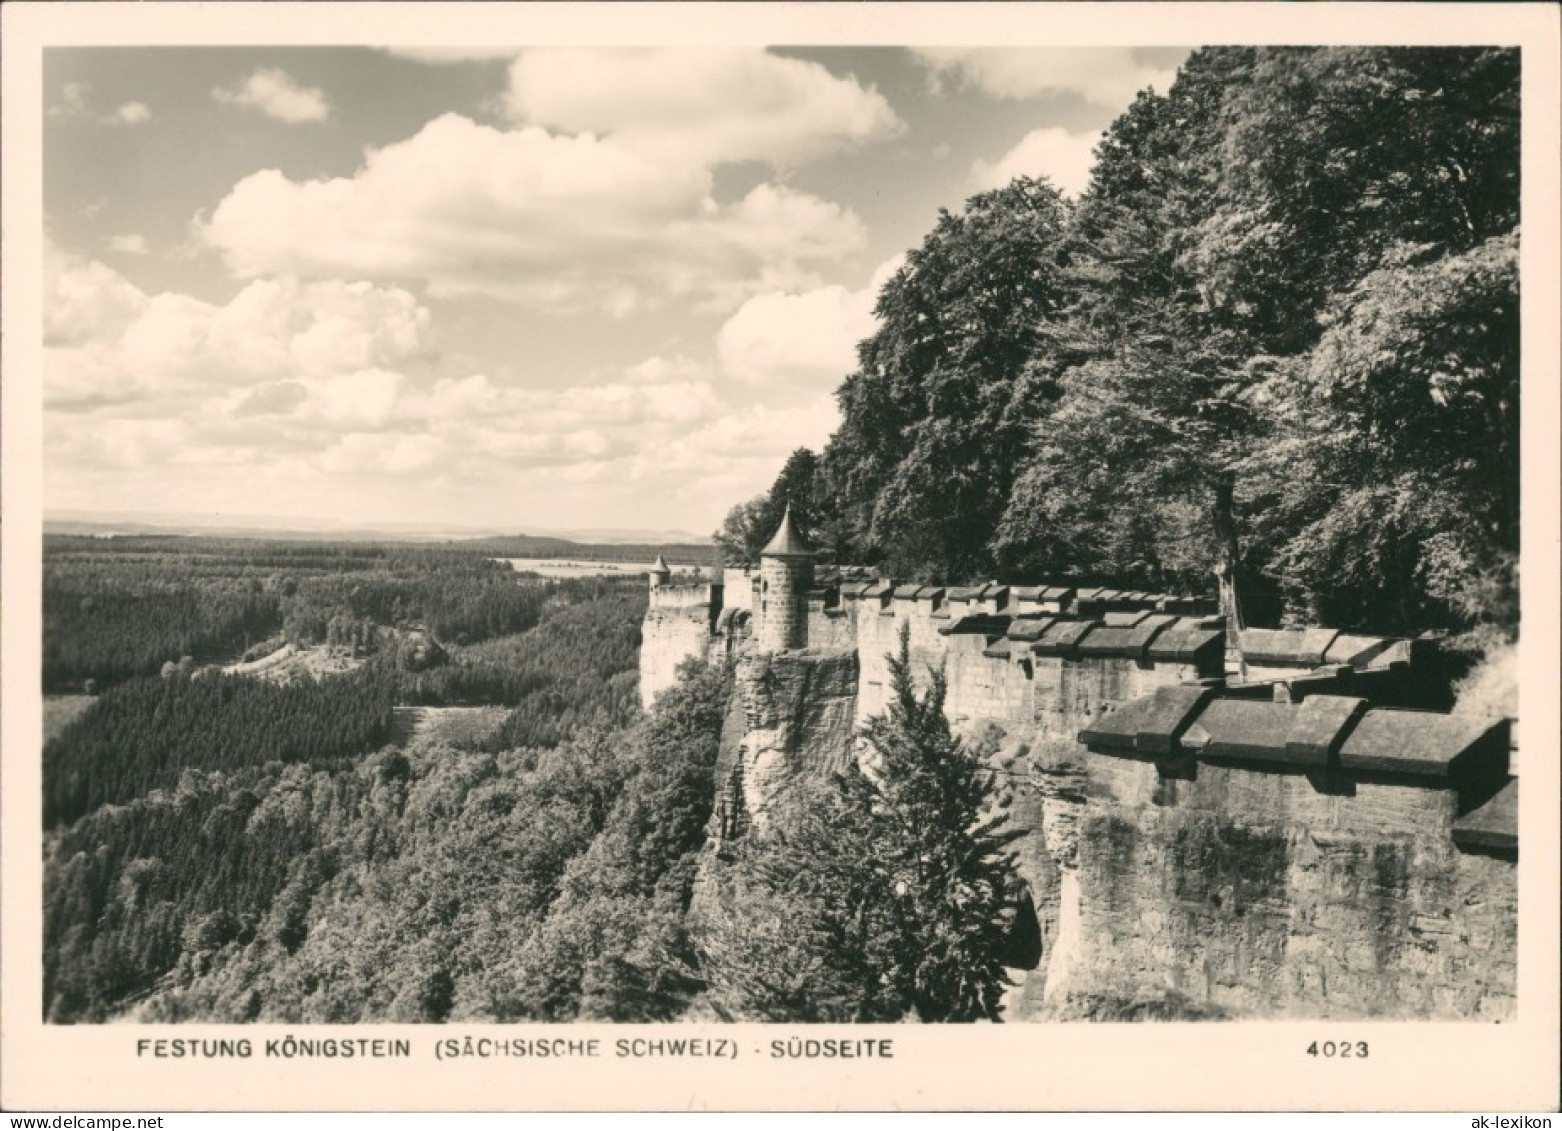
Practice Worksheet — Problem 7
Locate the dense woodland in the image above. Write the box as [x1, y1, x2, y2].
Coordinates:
[400, 579, 644, 743]
[44, 668, 397, 828]
[43, 538, 561, 690]
[47, 660, 729, 1023]
[43, 543, 650, 1020]
[722, 48, 1520, 646]
[45, 532, 1009, 1022]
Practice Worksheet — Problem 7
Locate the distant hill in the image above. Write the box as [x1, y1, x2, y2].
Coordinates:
[44, 511, 711, 549]
[41, 525, 715, 568]
[461, 534, 715, 566]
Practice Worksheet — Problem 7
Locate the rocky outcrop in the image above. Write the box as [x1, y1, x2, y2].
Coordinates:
[723, 648, 859, 834]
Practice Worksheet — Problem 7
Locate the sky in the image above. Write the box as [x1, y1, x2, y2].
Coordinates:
[42, 45, 1188, 537]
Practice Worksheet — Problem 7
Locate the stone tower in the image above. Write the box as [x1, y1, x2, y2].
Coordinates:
[702, 563, 724, 612]
[757, 504, 814, 651]
[648, 553, 671, 594]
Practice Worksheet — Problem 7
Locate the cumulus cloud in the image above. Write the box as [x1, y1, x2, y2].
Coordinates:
[41, 247, 764, 514]
[111, 101, 152, 124]
[45, 247, 148, 349]
[913, 47, 1183, 109]
[200, 112, 869, 312]
[49, 86, 153, 125]
[520, 390, 842, 529]
[971, 127, 1101, 197]
[717, 256, 902, 388]
[213, 68, 330, 123]
[43, 242, 842, 530]
[619, 354, 708, 386]
[279, 363, 729, 482]
[505, 48, 902, 167]
[45, 244, 431, 411]
[379, 47, 520, 64]
[50, 81, 90, 118]
[674, 395, 841, 469]
[107, 234, 150, 255]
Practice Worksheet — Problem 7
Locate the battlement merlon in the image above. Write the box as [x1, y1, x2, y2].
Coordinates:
[1080, 689, 1516, 855]
[647, 508, 1439, 710]
[666, 550, 1429, 696]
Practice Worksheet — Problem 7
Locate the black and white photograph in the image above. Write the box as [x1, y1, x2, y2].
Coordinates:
[4, 1, 1558, 1114]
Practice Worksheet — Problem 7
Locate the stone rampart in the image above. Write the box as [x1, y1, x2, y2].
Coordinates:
[1024, 691, 1517, 1020]
[640, 580, 723, 708]
[643, 560, 1515, 1021]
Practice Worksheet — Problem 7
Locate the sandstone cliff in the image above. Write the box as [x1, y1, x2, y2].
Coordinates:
[1030, 744, 1515, 1020]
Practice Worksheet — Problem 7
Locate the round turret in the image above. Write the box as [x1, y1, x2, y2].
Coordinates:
[758, 504, 814, 651]
[648, 553, 672, 590]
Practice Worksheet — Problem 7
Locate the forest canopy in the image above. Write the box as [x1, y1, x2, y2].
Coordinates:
[729, 48, 1519, 642]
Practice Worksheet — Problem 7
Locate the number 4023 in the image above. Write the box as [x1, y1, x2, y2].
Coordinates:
[1307, 1041, 1368, 1058]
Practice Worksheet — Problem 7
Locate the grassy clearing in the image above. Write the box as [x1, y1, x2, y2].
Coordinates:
[391, 705, 510, 749]
[43, 695, 96, 745]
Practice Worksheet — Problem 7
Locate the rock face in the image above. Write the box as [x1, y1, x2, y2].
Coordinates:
[719, 648, 859, 836]
[1030, 746, 1516, 1020]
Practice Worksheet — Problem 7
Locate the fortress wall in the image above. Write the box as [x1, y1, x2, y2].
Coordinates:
[722, 570, 756, 612]
[650, 562, 1516, 1022]
[1021, 698, 1518, 1021]
[853, 598, 956, 724]
[647, 583, 710, 612]
[639, 599, 714, 709]
[945, 639, 1034, 730]
[1029, 657, 1192, 757]
[805, 605, 859, 652]
[1036, 756, 1515, 1020]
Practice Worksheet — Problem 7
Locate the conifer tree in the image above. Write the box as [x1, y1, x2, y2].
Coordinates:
[695, 769, 905, 1022]
[699, 624, 1020, 1022]
[856, 624, 1020, 1021]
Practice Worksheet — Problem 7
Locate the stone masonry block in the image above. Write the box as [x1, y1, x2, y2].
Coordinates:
[1338, 712, 1508, 781]
[1104, 610, 1151, 627]
[1007, 616, 1057, 643]
[1077, 625, 1145, 657]
[1079, 683, 1215, 757]
[1322, 634, 1393, 668]
[1239, 627, 1342, 666]
[1179, 699, 1294, 764]
[1146, 620, 1224, 666]
[1284, 695, 1368, 767]
[1034, 618, 1097, 656]
[942, 613, 1013, 637]
[1452, 778, 1518, 855]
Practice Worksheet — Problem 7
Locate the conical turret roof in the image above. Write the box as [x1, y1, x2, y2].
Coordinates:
[650, 554, 671, 574]
[761, 503, 813, 559]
